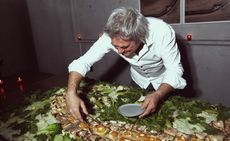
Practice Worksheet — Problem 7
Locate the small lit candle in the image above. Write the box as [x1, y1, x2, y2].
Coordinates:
[0, 80, 4, 95]
[186, 34, 192, 41]
[0, 80, 3, 86]
[17, 77, 24, 93]
[17, 77, 23, 84]
[77, 33, 82, 40]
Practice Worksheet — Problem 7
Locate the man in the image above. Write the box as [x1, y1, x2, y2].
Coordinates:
[66, 7, 186, 122]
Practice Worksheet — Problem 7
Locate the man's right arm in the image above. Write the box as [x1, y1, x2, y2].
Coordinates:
[66, 71, 88, 122]
[66, 33, 112, 121]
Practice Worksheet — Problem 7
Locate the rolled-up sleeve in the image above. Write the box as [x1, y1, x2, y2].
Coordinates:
[159, 25, 186, 89]
[68, 33, 112, 77]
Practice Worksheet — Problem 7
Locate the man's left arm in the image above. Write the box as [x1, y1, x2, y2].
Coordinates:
[139, 24, 186, 118]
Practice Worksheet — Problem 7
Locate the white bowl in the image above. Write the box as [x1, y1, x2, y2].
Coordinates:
[118, 104, 144, 117]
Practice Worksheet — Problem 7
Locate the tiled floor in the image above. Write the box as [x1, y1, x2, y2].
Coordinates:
[0, 71, 68, 113]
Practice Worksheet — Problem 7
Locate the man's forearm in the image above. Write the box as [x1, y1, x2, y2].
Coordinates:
[67, 71, 83, 94]
[153, 83, 174, 100]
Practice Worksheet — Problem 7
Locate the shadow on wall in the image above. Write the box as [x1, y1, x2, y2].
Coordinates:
[98, 57, 129, 84]
[0, 0, 38, 77]
[176, 34, 200, 98]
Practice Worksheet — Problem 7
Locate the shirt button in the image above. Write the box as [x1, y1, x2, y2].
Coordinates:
[145, 73, 150, 78]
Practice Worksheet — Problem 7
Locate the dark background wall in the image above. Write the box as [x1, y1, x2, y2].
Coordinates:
[0, 0, 37, 77]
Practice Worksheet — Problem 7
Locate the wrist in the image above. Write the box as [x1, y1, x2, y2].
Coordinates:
[148, 91, 162, 101]
[154, 90, 164, 100]
[66, 90, 77, 97]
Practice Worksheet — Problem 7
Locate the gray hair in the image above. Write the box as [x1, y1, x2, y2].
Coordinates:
[104, 7, 149, 44]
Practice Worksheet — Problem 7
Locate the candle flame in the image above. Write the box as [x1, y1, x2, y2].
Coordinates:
[17, 77, 23, 82]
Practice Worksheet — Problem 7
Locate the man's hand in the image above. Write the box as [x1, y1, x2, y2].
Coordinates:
[139, 83, 174, 118]
[66, 92, 88, 122]
[139, 91, 162, 118]
[66, 71, 88, 121]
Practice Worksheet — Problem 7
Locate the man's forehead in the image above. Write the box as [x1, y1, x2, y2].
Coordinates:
[112, 36, 132, 42]
[112, 37, 131, 45]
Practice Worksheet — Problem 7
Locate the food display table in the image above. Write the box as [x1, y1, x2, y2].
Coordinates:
[0, 79, 229, 141]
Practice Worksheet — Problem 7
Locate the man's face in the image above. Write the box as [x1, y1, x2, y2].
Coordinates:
[111, 37, 140, 58]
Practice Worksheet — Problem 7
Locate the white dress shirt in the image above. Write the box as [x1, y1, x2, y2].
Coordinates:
[68, 17, 187, 90]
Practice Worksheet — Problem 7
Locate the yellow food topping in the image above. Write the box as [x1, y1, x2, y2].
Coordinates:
[123, 130, 132, 138]
[96, 125, 106, 133]
[94, 124, 109, 136]
[138, 133, 146, 137]
[78, 122, 88, 129]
